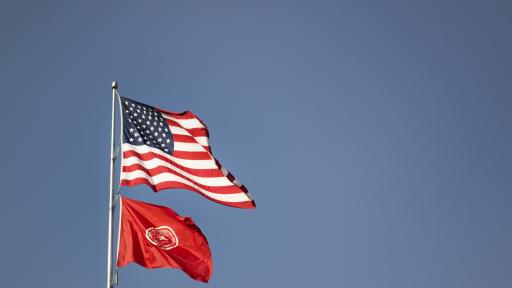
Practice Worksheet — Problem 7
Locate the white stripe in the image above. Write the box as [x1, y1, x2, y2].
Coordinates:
[162, 114, 205, 129]
[122, 144, 217, 169]
[195, 136, 209, 146]
[174, 142, 207, 152]
[123, 156, 233, 186]
[171, 156, 216, 169]
[169, 126, 189, 135]
[121, 171, 250, 203]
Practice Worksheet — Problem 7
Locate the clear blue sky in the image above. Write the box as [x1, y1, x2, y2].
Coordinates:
[0, 0, 511, 287]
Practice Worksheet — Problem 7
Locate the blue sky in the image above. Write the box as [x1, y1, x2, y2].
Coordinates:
[0, 0, 511, 287]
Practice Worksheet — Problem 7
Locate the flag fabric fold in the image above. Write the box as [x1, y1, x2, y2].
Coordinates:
[117, 196, 212, 282]
[119, 97, 255, 209]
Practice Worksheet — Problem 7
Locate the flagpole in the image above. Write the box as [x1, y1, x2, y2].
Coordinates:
[107, 81, 118, 288]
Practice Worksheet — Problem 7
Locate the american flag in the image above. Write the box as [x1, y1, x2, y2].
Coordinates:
[119, 97, 255, 209]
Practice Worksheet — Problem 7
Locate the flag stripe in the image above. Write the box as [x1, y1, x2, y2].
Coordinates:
[121, 143, 253, 204]
[172, 134, 202, 144]
[122, 165, 244, 193]
[194, 136, 209, 146]
[162, 114, 205, 129]
[123, 154, 222, 177]
[123, 146, 218, 170]
[174, 142, 208, 152]
[169, 127, 209, 146]
[168, 121, 208, 137]
[121, 179, 255, 209]
[122, 161, 234, 187]
[121, 171, 250, 202]
[172, 150, 213, 160]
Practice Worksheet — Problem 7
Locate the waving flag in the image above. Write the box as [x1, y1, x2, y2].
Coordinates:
[119, 97, 255, 209]
[117, 196, 212, 282]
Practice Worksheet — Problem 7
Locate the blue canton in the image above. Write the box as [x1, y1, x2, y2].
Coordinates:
[121, 97, 174, 155]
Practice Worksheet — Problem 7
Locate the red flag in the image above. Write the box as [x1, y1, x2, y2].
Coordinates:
[116, 196, 212, 282]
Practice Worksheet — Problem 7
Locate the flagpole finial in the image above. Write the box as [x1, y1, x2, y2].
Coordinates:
[112, 81, 118, 89]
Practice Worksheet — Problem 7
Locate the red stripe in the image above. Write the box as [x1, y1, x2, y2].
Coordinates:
[172, 150, 212, 160]
[123, 150, 222, 177]
[172, 136, 210, 151]
[122, 164, 243, 194]
[121, 179, 255, 209]
[185, 128, 209, 138]
[173, 134, 199, 143]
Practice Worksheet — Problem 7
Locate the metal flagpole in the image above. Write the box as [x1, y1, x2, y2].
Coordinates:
[107, 81, 119, 288]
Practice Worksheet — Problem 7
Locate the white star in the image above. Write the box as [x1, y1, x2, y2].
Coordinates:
[141, 115, 145, 119]
[133, 113, 138, 117]
[148, 116, 152, 120]
[154, 132, 158, 136]
[146, 121, 150, 125]
[129, 107, 133, 111]
[166, 139, 170, 143]
[158, 138, 162, 142]
[129, 138, 134, 142]
[138, 137, 142, 142]
[129, 128, 134, 132]
[150, 127, 154, 131]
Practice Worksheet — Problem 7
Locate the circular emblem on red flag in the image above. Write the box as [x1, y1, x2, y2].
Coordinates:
[145, 226, 179, 250]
